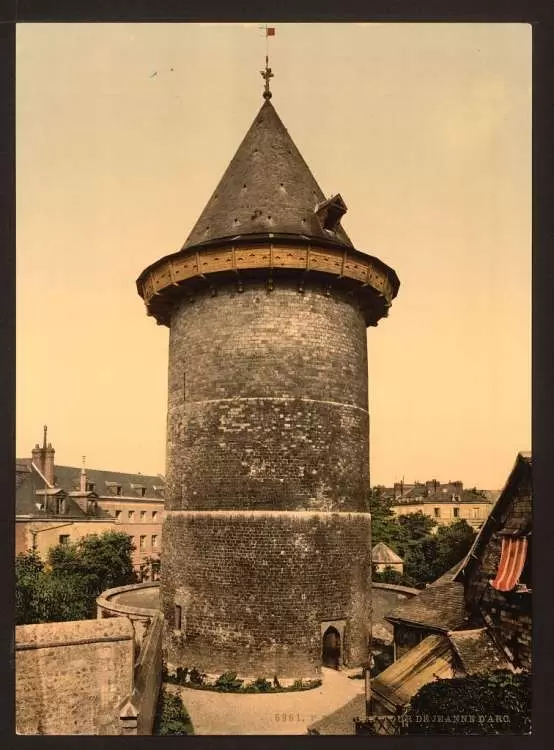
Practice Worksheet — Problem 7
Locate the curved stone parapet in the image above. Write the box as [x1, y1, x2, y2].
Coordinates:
[136, 240, 399, 327]
[96, 582, 160, 647]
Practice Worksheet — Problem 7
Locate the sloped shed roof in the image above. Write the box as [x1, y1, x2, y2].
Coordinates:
[385, 581, 466, 632]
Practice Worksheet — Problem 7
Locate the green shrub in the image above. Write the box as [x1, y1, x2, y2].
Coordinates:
[153, 688, 194, 735]
[403, 670, 531, 735]
[244, 676, 273, 693]
[188, 667, 206, 686]
[215, 672, 244, 691]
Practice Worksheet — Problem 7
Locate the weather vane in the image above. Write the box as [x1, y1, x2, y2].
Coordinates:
[260, 25, 275, 100]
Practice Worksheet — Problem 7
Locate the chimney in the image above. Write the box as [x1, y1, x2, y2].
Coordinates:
[32, 442, 43, 474]
[42, 426, 55, 486]
[31, 426, 55, 486]
[80, 456, 87, 493]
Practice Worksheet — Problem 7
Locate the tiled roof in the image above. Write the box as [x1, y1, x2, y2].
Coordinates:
[371, 634, 455, 711]
[372, 542, 403, 564]
[16, 461, 165, 520]
[182, 99, 353, 251]
[427, 558, 466, 587]
[448, 629, 513, 674]
[16, 464, 90, 519]
[385, 581, 466, 631]
[52, 465, 164, 499]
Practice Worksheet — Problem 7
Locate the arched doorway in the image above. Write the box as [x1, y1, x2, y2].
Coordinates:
[322, 626, 341, 669]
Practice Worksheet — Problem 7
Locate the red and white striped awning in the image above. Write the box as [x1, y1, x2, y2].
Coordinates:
[490, 536, 528, 592]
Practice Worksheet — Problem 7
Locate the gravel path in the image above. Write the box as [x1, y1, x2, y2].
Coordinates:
[166, 667, 365, 735]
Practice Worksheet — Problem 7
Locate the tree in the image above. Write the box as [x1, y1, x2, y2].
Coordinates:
[368, 488, 403, 552]
[433, 520, 476, 577]
[16, 532, 137, 624]
[15, 550, 44, 625]
[403, 671, 531, 735]
[403, 535, 438, 587]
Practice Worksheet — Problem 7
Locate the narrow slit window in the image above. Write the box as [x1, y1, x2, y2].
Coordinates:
[183, 371, 186, 401]
[175, 604, 182, 631]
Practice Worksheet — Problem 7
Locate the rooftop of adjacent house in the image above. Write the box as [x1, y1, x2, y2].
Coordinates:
[182, 99, 353, 251]
[372, 542, 403, 565]
[371, 629, 512, 713]
[385, 580, 466, 632]
[448, 629, 513, 674]
[51, 465, 165, 499]
[16, 460, 165, 520]
[371, 634, 455, 711]
[454, 451, 532, 583]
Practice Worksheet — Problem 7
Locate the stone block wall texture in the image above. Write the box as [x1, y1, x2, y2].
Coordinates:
[165, 282, 370, 512]
[162, 511, 371, 678]
[16, 618, 134, 735]
[131, 612, 163, 735]
[161, 279, 372, 677]
[465, 480, 532, 670]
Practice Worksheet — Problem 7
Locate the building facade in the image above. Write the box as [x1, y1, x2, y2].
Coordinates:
[137, 85, 399, 679]
[16, 428, 165, 573]
[379, 479, 497, 529]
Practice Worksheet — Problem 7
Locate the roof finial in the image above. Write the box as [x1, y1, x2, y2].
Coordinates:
[81, 456, 86, 475]
[43, 424, 48, 449]
[260, 26, 275, 100]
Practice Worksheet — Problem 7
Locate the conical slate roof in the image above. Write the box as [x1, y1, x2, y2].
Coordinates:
[182, 99, 353, 250]
[372, 542, 403, 564]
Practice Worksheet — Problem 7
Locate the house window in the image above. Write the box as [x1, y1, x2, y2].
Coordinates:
[140, 510, 147, 521]
[175, 604, 182, 631]
[453, 507, 460, 518]
[115, 510, 122, 521]
[152, 534, 158, 549]
[59, 534, 70, 546]
[116, 485, 122, 496]
[55, 497, 64, 514]
[140, 535, 146, 549]
[128, 510, 135, 521]
[152, 511, 158, 522]
[140, 487, 146, 497]
[472, 507, 480, 519]
[86, 482, 96, 492]
[434, 507, 441, 518]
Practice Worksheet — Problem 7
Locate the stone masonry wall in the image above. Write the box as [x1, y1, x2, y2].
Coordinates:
[465, 475, 532, 670]
[165, 281, 369, 512]
[162, 510, 371, 679]
[16, 618, 134, 735]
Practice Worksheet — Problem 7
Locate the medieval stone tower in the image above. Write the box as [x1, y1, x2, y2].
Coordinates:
[137, 82, 399, 680]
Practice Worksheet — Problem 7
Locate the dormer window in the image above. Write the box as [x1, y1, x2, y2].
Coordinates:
[86, 482, 96, 493]
[315, 194, 347, 232]
[105, 481, 122, 496]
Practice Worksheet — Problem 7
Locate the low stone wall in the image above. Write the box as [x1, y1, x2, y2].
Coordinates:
[118, 612, 164, 736]
[16, 618, 135, 735]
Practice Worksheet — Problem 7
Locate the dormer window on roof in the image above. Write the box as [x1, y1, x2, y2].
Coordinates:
[105, 481, 123, 496]
[315, 194, 348, 232]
